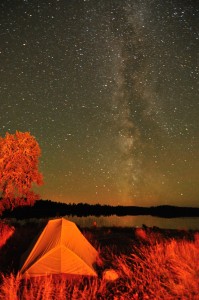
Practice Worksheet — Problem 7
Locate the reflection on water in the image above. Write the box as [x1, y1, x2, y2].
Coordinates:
[65, 215, 199, 230]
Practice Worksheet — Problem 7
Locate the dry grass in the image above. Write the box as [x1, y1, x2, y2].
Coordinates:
[113, 235, 199, 299]
[0, 231, 199, 299]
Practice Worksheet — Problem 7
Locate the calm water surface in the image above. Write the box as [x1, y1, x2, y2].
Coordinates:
[65, 215, 199, 230]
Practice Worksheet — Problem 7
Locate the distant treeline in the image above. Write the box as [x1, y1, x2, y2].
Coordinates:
[1, 199, 199, 219]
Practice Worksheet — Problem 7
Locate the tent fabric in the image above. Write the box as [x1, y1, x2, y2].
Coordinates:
[20, 218, 98, 277]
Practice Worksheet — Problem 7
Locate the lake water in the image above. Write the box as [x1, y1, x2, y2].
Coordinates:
[65, 215, 199, 230]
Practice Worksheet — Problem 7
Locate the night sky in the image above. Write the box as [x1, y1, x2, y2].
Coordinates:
[1, 0, 198, 207]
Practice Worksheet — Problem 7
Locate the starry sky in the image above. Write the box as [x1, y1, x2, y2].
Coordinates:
[0, 0, 198, 207]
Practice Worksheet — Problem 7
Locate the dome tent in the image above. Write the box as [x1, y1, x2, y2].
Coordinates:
[20, 218, 98, 278]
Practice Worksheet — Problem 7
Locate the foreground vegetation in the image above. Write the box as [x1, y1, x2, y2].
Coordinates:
[0, 220, 198, 299]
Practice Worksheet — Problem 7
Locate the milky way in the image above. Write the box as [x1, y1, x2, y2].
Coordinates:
[0, 0, 198, 206]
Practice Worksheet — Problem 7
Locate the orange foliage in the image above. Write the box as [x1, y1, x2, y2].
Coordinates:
[0, 131, 43, 214]
[0, 221, 15, 248]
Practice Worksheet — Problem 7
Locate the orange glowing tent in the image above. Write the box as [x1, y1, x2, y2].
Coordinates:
[20, 218, 98, 278]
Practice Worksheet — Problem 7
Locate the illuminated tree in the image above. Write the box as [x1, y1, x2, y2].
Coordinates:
[0, 131, 43, 214]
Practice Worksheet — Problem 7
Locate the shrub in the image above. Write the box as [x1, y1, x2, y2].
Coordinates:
[0, 222, 15, 249]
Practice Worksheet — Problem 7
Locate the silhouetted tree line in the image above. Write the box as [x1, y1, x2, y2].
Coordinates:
[1, 199, 199, 220]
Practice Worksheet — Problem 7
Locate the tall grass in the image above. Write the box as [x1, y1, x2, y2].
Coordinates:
[114, 235, 199, 299]
[0, 233, 198, 299]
